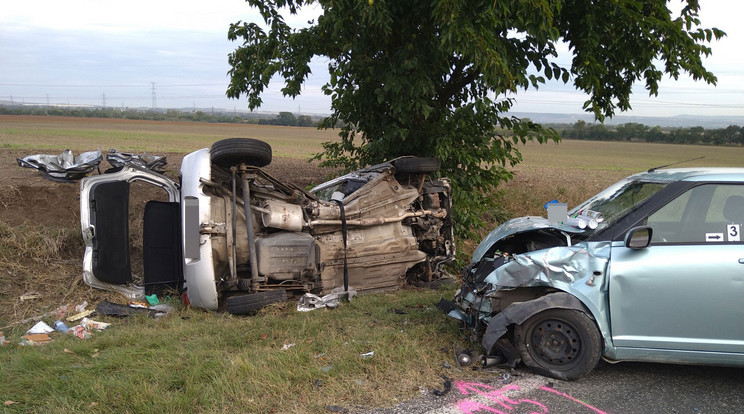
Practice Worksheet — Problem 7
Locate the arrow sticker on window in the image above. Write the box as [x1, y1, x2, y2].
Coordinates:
[727, 224, 740, 242]
[706, 233, 724, 242]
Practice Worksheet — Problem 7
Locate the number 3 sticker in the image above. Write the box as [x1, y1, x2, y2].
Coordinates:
[728, 224, 741, 242]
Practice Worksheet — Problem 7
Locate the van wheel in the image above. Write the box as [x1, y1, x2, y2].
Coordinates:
[211, 138, 272, 168]
[514, 309, 601, 380]
[225, 290, 287, 315]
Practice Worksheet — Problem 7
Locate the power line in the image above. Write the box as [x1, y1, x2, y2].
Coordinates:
[0, 82, 227, 88]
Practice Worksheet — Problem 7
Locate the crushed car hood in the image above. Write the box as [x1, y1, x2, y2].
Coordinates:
[471, 216, 584, 264]
[482, 242, 611, 289]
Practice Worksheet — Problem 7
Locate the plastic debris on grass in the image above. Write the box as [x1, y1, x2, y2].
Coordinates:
[81, 317, 110, 331]
[67, 309, 95, 322]
[20, 333, 52, 345]
[145, 294, 159, 306]
[5, 298, 177, 346]
[54, 320, 70, 333]
[69, 325, 91, 340]
[26, 321, 54, 334]
[9, 301, 120, 345]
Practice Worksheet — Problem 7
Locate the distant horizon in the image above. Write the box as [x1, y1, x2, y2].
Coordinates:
[3, 100, 742, 129]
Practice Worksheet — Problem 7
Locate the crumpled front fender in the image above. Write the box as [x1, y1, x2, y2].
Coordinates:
[482, 292, 590, 353]
[459, 242, 613, 357]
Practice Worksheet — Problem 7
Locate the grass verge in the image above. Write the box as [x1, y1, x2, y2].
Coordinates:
[0, 222, 93, 327]
[0, 286, 478, 413]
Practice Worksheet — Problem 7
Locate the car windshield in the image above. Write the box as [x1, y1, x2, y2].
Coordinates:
[310, 172, 381, 202]
[569, 178, 668, 234]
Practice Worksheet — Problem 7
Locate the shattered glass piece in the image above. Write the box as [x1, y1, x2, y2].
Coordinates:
[447, 308, 467, 321]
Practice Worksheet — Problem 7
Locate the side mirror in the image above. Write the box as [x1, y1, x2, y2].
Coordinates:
[624, 226, 653, 249]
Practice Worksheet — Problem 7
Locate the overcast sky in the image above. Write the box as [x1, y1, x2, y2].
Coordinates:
[1, 0, 742, 117]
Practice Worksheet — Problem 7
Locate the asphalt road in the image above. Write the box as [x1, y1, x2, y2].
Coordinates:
[361, 360, 743, 414]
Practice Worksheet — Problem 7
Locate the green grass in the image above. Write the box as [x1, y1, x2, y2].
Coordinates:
[0, 288, 464, 413]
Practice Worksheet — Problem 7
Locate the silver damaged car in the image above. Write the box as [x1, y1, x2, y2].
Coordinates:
[80, 138, 454, 314]
[451, 167, 744, 380]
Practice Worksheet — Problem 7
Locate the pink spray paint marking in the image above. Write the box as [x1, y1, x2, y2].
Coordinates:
[456, 381, 548, 414]
[454, 381, 609, 414]
[539, 386, 609, 414]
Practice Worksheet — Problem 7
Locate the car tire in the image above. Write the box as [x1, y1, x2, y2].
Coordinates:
[514, 308, 602, 380]
[225, 289, 287, 315]
[393, 157, 440, 173]
[211, 138, 272, 168]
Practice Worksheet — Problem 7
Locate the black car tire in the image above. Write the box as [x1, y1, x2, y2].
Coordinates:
[514, 308, 602, 380]
[211, 138, 272, 168]
[393, 157, 440, 173]
[225, 289, 287, 315]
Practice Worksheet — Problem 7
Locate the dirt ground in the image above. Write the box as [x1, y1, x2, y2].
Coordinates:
[0, 147, 331, 326]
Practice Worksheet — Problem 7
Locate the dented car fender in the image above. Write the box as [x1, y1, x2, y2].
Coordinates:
[481, 291, 591, 353]
[458, 240, 616, 357]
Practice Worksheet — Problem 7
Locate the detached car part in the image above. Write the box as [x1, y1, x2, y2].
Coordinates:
[105, 149, 167, 172]
[80, 138, 454, 314]
[18, 149, 103, 182]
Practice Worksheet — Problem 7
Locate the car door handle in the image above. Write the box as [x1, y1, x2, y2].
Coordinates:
[739, 259, 744, 264]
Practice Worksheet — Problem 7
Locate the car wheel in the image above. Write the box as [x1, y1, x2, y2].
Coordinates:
[210, 138, 272, 168]
[392, 157, 440, 173]
[225, 289, 287, 315]
[514, 308, 601, 380]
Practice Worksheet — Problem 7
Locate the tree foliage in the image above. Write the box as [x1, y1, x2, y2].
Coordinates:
[226, 0, 724, 235]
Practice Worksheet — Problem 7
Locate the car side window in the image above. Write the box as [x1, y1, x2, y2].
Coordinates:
[646, 184, 744, 244]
